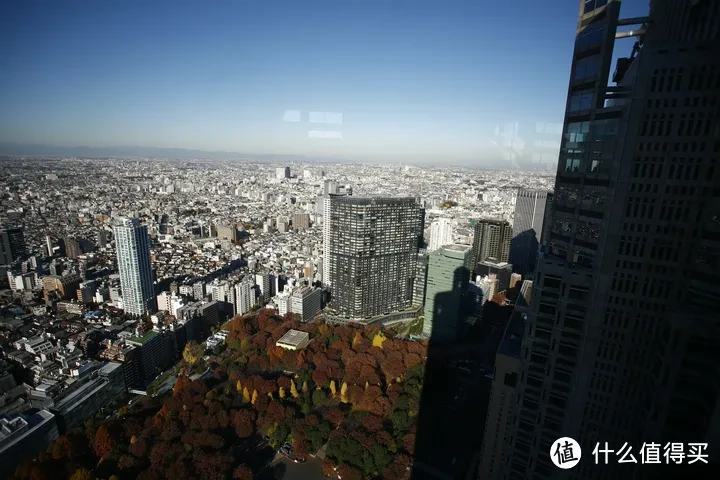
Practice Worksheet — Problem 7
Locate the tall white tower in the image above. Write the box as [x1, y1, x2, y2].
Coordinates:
[114, 218, 155, 316]
[322, 195, 332, 285]
[428, 218, 454, 252]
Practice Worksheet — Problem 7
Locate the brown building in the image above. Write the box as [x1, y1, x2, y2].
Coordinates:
[292, 213, 311, 230]
[43, 274, 82, 301]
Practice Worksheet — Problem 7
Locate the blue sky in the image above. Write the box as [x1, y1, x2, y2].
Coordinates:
[0, 0, 648, 164]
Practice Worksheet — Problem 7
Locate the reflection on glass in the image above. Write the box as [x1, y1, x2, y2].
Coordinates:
[573, 56, 600, 81]
[577, 24, 604, 50]
[569, 92, 594, 112]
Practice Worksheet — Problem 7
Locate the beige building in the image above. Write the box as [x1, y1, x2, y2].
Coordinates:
[275, 329, 310, 350]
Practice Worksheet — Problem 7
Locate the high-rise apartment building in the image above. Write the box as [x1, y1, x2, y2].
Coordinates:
[504, 1, 720, 478]
[293, 213, 311, 230]
[412, 252, 429, 308]
[326, 196, 423, 320]
[428, 217, 454, 252]
[114, 218, 155, 316]
[471, 219, 511, 268]
[509, 190, 552, 276]
[422, 244, 472, 342]
[0, 227, 26, 269]
[234, 276, 257, 315]
[275, 167, 290, 179]
[64, 236, 81, 260]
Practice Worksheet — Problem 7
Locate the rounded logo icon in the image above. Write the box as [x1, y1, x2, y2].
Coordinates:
[550, 437, 581, 469]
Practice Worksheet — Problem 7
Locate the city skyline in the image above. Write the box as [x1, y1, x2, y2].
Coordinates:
[0, 0, 649, 166]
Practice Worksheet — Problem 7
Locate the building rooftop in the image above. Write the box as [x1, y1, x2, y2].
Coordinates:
[127, 329, 158, 346]
[276, 329, 310, 347]
[444, 244, 472, 252]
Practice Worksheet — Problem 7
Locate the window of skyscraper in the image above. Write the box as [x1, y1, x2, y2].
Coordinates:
[584, 0, 609, 14]
[569, 91, 594, 112]
[573, 56, 600, 81]
[576, 23, 604, 50]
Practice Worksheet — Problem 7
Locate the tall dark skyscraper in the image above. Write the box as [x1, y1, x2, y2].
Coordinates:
[471, 219, 512, 268]
[326, 196, 423, 320]
[509, 190, 552, 276]
[502, 1, 720, 479]
[0, 227, 27, 274]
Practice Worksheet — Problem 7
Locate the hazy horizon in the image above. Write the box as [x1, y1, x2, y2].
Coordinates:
[1, 0, 648, 166]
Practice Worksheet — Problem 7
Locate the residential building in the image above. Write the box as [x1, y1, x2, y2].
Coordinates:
[233, 276, 257, 315]
[290, 286, 322, 322]
[428, 217, 454, 252]
[293, 213, 311, 230]
[42, 274, 82, 301]
[216, 224, 239, 242]
[64, 236, 81, 259]
[114, 218, 155, 316]
[125, 327, 173, 388]
[422, 244, 472, 342]
[471, 219, 511, 267]
[412, 252, 429, 308]
[326, 196, 423, 320]
[276, 167, 290, 179]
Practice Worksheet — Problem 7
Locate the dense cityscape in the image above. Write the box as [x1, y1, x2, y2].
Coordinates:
[1, 0, 719, 479]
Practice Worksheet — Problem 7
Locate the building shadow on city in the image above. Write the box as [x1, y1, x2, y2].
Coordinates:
[508, 228, 539, 278]
[411, 266, 513, 480]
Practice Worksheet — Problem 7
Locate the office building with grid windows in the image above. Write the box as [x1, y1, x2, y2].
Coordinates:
[502, 1, 720, 479]
[326, 196, 423, 320]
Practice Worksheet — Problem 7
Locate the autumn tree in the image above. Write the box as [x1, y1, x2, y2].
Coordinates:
[93, 424, 115, 458]
[232, 465, 253, 480]
[69, 468, 94, 480]
[372, 331, 387, 349]
[183, 341, 204, 365]
[289, 379, 299, 399]
[340, 381, 349, 403]
[233, 409, 255, 438]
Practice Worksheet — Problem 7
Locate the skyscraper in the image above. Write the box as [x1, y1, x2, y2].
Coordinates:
[114, 218, 155, 316]
[233, 276, 257, 316]
[504, 1, 720, 478]
[0, 227, 26, 268]
[509, 190, 552, 276]
[471, 219, 511, 268]
[64, 236, 81, 259]
[326, 196, 423, 320]
[422, 244, 472, 342]
[428, 217, 454, 252]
